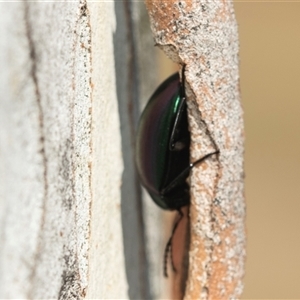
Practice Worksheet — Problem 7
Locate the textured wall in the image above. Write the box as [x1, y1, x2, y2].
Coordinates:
[145, 1, 245, 299]
[0, 1, 127, 298]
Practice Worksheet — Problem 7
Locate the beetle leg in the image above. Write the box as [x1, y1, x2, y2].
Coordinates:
[161, 150, 219, 196]
[163, 209, 184, 277]
[191, 150, 220, 167]
[161, 167, 190, 196]
[163, 235, 172, 277]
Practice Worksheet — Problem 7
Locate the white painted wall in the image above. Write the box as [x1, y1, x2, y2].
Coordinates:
[87, 2, 128, 298]
[0, 1, 128, 299]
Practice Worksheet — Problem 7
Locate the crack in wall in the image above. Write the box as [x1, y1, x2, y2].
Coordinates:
[23, 2, 48, 299]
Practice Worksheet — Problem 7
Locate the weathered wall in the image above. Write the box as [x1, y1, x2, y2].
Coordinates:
[144, 0, 245, 299]
[0, 1, 128, 298]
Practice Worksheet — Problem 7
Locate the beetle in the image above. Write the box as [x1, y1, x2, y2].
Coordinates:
[135, 67, 219, 276]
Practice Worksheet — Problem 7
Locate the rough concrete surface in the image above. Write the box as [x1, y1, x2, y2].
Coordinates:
[145, 0, 246, 299]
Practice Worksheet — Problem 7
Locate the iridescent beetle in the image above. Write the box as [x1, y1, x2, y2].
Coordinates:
[135, 67, 218, 276]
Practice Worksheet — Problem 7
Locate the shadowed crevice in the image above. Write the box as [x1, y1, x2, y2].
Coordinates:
[113, 1, 152, 299]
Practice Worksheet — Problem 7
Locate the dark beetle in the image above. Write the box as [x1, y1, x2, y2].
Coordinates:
[136, 69, 218, 210]
[136, 72, 191, 210]
[135, 68, 218, 276]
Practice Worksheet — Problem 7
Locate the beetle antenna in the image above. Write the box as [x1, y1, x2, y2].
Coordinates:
[163, 208, 184, 277]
